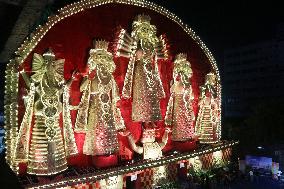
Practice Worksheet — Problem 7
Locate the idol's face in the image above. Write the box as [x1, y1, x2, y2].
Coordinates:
[90, 50, 115, 73]
[133, 22, 158, 42]
[137, 24, 156, 39]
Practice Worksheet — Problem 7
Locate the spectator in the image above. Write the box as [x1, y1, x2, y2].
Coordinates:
[249, 170, 254, 182]
[278, 170, 282, 181]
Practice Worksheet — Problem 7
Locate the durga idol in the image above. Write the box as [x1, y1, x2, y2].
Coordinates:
[115, 14, 168, 127]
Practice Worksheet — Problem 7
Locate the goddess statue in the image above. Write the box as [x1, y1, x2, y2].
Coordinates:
[75, 40, 125, 155]
[14, 49, 78, 175]
[195, 72, 221, 143]
[115, 14, 168, 126]
[165, 53, 195, 141]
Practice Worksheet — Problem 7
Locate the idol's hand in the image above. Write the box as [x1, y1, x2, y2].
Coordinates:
[66, 70, 79, 87]
[165, 127, 172, 133]
[119, 129, 131, 136]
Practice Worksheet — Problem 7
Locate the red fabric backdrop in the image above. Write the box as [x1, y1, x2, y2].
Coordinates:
[17, 3, 212, 168]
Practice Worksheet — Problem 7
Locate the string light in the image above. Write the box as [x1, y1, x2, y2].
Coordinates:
[25, 141, 238, 189]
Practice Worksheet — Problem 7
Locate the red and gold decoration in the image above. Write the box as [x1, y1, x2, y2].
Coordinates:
[3, 0, 234, 188]
[115, 14, 167, 123]
[13, 49, 78, 175]
[195, 72, 221, 143]
[165, 53, 195, 141]
[75, 39, 125, 156]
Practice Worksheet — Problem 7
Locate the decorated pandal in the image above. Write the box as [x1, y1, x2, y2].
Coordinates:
[4, 0, 238, 188]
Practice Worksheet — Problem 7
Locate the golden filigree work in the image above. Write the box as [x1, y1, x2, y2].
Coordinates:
[4, 0, 223, 177]
[13, 49, 78, 175]
[165, 54, 195, 141]
[195, 72, 221, 143]
[116, 14, 167, 122]
[75, 40, 125, 155]
[4, 60, 19, 172]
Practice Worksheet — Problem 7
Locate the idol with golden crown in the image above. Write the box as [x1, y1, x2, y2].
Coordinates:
[115, 14, 168, 126]
[14, 49, 78, 175]
[195, 72, 221, 143]
[165, 53, 195, 141]
[75, 39, 125, 155]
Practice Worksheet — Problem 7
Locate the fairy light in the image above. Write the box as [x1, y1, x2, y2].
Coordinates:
[75, 39, 125, 155]
[24, 141, 238, 189]
[195, 72, 221, 144]
[8, 0, 222, 140]
[165, 53, 195, 141]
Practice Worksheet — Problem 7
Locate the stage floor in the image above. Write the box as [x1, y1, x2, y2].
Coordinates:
[17, 140, 238, 189]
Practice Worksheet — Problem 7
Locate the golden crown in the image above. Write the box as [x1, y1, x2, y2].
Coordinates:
[134, 14, 151, 24]
[174, 53, 187, 62]
[43, 48, 55, 58]
[205, 72, 216, 83]
[206, 72, 215, 77]
[93, 39, 109, 51]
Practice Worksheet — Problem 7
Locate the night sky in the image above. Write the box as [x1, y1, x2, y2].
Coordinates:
[152, 0, 284, 61]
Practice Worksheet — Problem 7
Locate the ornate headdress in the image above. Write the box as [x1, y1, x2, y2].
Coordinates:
[174, 53, 192, 76]
[93, 39, 109, 51]
[175, 53, 187, 63]
[205, 72, 216, 85]
[89, 39, 115, 73]
[132, 14, 152, 29]
[43, 48, 56, 61]
[131, 14, 157, 38]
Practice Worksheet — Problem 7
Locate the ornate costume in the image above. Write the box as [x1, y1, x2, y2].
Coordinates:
[116, 14, 168, 122]
[195, 72, 220, 143]
[165, 54, 195, 141]
[14, 49, 78, 175]
[75, 40, 125, 155]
